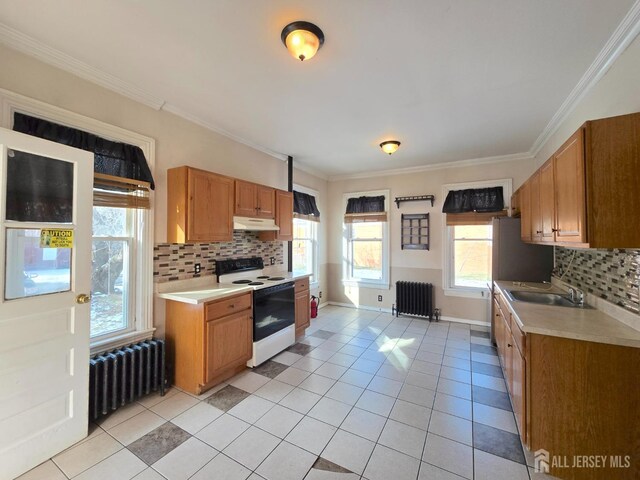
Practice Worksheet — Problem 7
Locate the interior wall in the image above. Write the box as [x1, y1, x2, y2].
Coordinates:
[293, 168, 329, 305]
[0, 44, 329, 337]
[327, 159, 532, 322]
[531, 33, 640, 174]
[0, 43, 291, 241]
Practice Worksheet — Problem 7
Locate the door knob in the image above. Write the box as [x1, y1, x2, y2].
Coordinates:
[76, 293, 91, 304]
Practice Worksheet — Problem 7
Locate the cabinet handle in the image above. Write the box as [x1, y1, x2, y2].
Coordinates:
[536, 230, 542, 234]
[507, 343, 512, 348]
[228, 304, 235, 308]
[552, 228, 559, 232]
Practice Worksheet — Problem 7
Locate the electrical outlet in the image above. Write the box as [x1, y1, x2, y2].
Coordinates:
[270, 257, 275, 265]
[194, 263, 201, 274]
[319, 291, 322, 299]
[378, 295, 383, 302]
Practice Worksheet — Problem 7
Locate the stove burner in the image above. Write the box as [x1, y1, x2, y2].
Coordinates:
[232, 280, 252, 284]
[257, 276, 270, 279]
[248, 282, 264, 286]
[268, 277, 285, 281]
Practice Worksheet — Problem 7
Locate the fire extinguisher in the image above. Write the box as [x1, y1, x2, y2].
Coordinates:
[310, 296, 318, 318]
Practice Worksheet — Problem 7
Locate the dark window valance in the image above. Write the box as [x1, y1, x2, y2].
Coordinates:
[13, 113, 155, 190]
[293, 190, 320, 221]
[345, 195, 385, 214]
[442, 187, 504, 213]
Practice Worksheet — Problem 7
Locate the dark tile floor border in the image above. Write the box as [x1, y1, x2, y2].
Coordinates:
[127, 422, 191, 465]
[471, 343, 499, 356]
[472, 422, 526, 465]
[471, 361, 504, 378]
[470, 330, 491, 338]
[472, 385, 512, 411]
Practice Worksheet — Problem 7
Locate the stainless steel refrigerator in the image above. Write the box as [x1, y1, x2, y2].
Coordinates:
[490, 217, 553, 341]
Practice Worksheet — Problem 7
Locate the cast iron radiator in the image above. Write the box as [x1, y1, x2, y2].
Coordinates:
[392, 281, 439, 321]
[89, 339, 166, 421]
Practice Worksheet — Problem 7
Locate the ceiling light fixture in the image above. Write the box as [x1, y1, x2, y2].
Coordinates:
[380, 140, 401, 155]
[281, 21, 325, 62]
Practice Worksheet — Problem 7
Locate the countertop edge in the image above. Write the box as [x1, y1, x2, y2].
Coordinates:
[494, 281, 640, 349]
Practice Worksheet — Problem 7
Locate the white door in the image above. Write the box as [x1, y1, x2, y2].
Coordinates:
[0, 128, 93, 480]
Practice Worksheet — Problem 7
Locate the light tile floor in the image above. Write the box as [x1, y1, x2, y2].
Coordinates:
[18, 305, 560, 480]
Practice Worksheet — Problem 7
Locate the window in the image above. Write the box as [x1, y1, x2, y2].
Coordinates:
[449, 224, 492, 289]
[343, 190, 389, 287]
[292, 218, 318, 283]
[442, 179, 511, 297]
[91, 206, 136, 338]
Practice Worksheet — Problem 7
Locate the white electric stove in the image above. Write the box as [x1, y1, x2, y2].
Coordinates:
[215, 257, 296, 367]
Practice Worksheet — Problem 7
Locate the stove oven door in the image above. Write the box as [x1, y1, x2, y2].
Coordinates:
[253, 282, 295, 341]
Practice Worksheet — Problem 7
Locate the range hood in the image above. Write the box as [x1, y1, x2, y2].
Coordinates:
[233, 216, 280, 231]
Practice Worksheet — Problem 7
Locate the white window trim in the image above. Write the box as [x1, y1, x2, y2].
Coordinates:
[293, 183, 320, 288]
[442, 179, 512, 299]
[342, 189, 390, 289]
[0, 88, 156, 354]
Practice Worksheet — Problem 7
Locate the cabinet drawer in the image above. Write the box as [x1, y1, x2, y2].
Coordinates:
[510, 316, 526, 354]
[295, 277, 309, 292]
[206, 293, 252, 321]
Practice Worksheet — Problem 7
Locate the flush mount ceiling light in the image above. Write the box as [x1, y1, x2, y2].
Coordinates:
[281, 21, 325, 61]
[380, 140, 401, 155]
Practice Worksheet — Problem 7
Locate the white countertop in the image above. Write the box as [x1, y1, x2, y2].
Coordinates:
[494, 281, 640, 348]
[156, 272, 311, 305]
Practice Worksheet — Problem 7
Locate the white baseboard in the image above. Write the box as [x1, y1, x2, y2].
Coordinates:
[324, 302, 490, 327]
[440, 315, 490, 327]
[328, 301, 393, 314]
[318, 302, 330, 310]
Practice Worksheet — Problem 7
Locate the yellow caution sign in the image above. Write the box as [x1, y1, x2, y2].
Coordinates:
[40, 229, 73, 248]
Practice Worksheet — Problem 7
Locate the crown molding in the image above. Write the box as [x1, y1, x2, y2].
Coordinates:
[0, 22, 165, 110]
[160, 103, 288, 162]
[327, 152, 533, 182]
[529, 0, 640, 156]
[0, 22, 290, 164]
[292, 161, 329, 181]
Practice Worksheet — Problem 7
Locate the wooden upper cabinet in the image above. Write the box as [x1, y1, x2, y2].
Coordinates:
[529, 171, 542, 242]
[256, 185, 276, 218]
[517, 111, 640, 248]
[510, 188, 521, 217]
[539, 159, 555, 242]
[259, 190, 294, 242]
[167, 166, 234, 243]
[520, 180, 532, 242]
[553, 129, 587, 244]
[234, 180, 275, 219]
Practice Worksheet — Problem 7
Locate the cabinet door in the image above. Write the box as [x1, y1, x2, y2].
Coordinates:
[520, 180, 532, 242]
[276, 190, 293, 240]
[235, 180, 258, 217]
[511, 188, 521, 217]
[494, 300, 506, 367]
[205, 311, 252, 384]
[511, 341, 526, 441]
[539, 159, 555, 241]
[294, 290, 310, 334]
[188, 170, 234, 242]
[529, 171, 542, 242]
[554, 129, 587, 244]
[256, 185, 275, 219]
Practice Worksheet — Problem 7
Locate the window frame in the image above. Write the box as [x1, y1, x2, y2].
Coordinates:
[0, 88, 156, 354]
[442, 179, 511, 299]
[292, 184, 319, 287]
[342, 189, 390, 289]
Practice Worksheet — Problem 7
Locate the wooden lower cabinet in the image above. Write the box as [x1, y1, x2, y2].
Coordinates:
[494, 287, 639, 479]
[205, 310, 252, 385]
[294, 277, 310, 336]
[166, 291, 253, 394]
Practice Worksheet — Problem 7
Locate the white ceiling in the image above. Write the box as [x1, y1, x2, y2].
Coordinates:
[0, 0, 635, 176]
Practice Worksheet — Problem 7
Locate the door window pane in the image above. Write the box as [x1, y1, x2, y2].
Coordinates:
[6, 150, 74, 223]
[5, 228, 71, 299]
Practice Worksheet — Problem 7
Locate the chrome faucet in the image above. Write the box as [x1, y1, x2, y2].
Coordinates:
[567, 287, 584, 306]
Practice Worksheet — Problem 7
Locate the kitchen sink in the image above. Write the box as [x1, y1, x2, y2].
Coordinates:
[504, 289, 590, 308]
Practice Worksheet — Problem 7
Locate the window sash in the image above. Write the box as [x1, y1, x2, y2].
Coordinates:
[448, 226, 492, 291]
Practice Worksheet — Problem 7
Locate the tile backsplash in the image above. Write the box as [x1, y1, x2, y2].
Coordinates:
[554, 247, 640, 315]
[154, 231, 283, 282]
